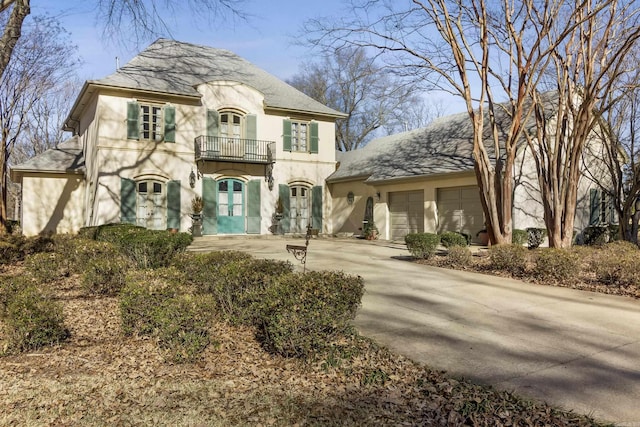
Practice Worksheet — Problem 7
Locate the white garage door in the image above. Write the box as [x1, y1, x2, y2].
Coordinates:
[437, 186, 485, 239]
[389, 190, 424, 241]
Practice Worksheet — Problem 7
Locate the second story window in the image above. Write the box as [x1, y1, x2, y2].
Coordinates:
[291, 121, 308, 152]
[283, 119, 319, 154]
[220, 112, 243, 140]
[140, 104, 163, 141]
[127, 101, 176, 143]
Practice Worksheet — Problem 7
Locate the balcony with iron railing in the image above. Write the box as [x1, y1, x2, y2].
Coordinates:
[194, 136, 275, 164]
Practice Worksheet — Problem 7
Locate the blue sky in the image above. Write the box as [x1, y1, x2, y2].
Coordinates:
[32, 0, 348, 82]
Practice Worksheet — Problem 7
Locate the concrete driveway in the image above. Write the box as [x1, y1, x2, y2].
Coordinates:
[189, 236, 640, 425]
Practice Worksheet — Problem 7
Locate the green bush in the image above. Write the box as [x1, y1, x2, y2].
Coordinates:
[258, 271, 364, 358]
[171, 251, 254, 288]
[119, 268, 214, 362]
[0, 278, 69, 353]
[153, 293, 215, 363]
[119, 268, 187, 336]
[489, 244, 528, 275]
[94, 224, 193, 268]
[442, 245, 472, 268]
[439, 231, 468, 248]
[589, 241, 640, 286]
[206, 258, 294, 325]
[0, 240, 20, 264]
[58, 238, 123, 276]
[24, 252, 70, 283]
[405, 233, 440, 259]
[526, 228, 547, 249]
[512, 229, 528, 246]
[82, 254, 132, 295]
[582, 226, 609, 246]
[532, 248, 580, 283]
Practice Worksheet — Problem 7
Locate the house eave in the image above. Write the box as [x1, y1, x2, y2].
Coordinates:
[63, 81, 202, 133]
[265, 105, 348, 120]
[365, 169, 476, 185]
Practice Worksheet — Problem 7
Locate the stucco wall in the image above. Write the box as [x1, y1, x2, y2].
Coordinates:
[21, 173, 85, 236]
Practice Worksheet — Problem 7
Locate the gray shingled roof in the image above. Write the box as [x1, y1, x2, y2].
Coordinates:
[94, 38, 346, 118]
[328, 111, 478, 183]
[328, 93, 560, 183]
[10, 136, 84, 180]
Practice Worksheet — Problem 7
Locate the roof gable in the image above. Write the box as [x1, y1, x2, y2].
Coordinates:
[10, 136, 85, 180]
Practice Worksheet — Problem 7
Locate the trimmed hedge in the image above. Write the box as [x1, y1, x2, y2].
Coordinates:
[489, 244, 528, 275]
[439, 231, 468, 248]
[512, 229, 528, 246]
[258, 271, 365, 358]
[532, 248, 580, 283]
[0, 277, 69, 353]
[442, 246, 472, 268]
[405, 233, 440, 259]
[589, 241, 640, 286]
[92, 224, 193, 268]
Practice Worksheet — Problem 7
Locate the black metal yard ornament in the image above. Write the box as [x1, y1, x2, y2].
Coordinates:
[286, 223, 313, 273]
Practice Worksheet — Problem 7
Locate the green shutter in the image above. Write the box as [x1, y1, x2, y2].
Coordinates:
[120, 178, 137, 224]
[167, 180, 181, 229]
[202, 177, 217, 235]
[127, 102, 139, 140]
[589, 188, 601, 226]
[312, 185, 323, 230]
[164, 105, 176, 143]
[246, 114, 258, 160]
[206, 110, 219, 137]
[310, 121, 319, 154]
[283, 119, 292, 152]
[279, 184, 290, 233]
[247, 179, 261, 234]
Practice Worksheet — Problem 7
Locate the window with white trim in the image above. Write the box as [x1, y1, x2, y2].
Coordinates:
[291, 121, 308, 152]
[140, 104, 163, 141]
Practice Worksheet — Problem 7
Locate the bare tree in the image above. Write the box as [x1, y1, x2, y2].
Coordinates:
[305, 0, 640, 246]
[0, 15, 79, 226]
[288, 47, 436, 151]
[528, 2, 640, 247]
[588, 49, 640, 244]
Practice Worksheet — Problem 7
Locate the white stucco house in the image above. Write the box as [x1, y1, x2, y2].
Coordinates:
[11, 39, 347, 236]
[327, 99, 614, 243]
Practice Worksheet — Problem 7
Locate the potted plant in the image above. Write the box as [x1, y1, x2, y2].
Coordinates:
[191, 196, 204, 237]
[476, 228, 489, 246]
[363, 221, 379, 240]
[274, 197, 284, 221]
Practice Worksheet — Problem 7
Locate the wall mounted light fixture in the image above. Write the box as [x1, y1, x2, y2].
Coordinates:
[376, 191, 381, 201]
[189, 169, 196, 188]
[347, 191, 354, 205]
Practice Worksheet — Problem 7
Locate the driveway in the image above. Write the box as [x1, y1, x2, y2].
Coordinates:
[189, 236, 640, 425]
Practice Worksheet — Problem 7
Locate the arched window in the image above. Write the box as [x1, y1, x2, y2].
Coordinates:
[137, 180, 166, 230]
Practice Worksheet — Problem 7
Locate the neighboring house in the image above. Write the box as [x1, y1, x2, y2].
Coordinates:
[11, 39, 346, 236]
[327, 101, 612, 243]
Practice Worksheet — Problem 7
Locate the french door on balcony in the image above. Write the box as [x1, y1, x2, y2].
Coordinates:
[217, 178, 245, 234]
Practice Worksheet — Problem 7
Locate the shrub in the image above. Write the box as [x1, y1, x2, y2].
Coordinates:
[512, 229, 528, 246]
[489, 244, 528, 275]
[532, 248, 580, 283]
[442, 246, 472, 268]
[582, 226, 609, 246]
[95, 224, 193, 268]
[206, 258, 294, 325]
[439, 231, 468, 248]
[119, 268, 187, 336]
[405, 233, 440, 259]
[589, 241, 640, 286]
[81, 254, 132, 295]
[0, 240, 20, 264]
[526, 228, 547, 249]
[171, 250, 254, 287]
[153, 293, 215, 363]
[24, 252, 70, 283]
[56, 238, 123, 276]
[1, 278, 69, 353]
[258, 271, 364, 358]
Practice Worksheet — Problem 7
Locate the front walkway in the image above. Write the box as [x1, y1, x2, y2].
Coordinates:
[189, 236, 640, 425]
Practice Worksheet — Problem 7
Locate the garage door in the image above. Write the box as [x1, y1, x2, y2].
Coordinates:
[437, 186, 484, 239]
[389, 190, 424, 241]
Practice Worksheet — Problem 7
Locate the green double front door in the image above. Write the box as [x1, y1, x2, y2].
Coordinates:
[217, 178, 244, 234]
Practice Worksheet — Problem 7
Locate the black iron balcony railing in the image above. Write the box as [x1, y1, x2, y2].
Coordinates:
[194, 136, 275, 164]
